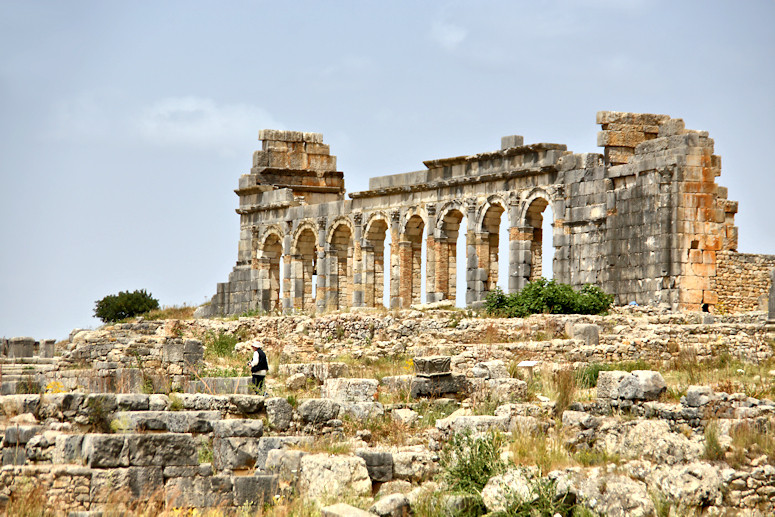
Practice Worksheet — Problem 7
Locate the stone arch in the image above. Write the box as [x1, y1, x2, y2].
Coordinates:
[363, 213, 390, 308]
[327, 219, 354, 310]
[258, 229, 284, 312]
[290, 222, 318, 311]
[434, 201, 467, 302]
[476, 195, 509, 294]
[517, 188, 557, 283]
[399, 212, 426, 307]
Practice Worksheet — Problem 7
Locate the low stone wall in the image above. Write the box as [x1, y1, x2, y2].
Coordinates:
[713, 251, 775, 313]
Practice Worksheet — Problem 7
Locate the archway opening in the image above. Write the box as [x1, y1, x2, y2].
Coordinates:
[292, 228, 317, 311]
[525, 198, 553, 280]
[330, 224, 353, 310]
[481, 203, 507, 297]
[365, 219, 389, 308]
[262, 234, 283, 311]
[402, 215, 425, 307]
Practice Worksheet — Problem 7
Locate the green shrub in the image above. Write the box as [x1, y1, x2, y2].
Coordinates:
[203, 331, 239, 358]
[484, 280, 613, 318]
[441, 431, 508, 494]
[94, 289, 159, 323]
[490, 478, 582, 517]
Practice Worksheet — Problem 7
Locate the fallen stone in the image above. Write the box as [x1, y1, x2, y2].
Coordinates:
[298, 454, 372, 499]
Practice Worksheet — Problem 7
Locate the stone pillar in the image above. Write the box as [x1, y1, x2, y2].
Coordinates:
[257, 257, 272, 312]
[465, 198, 478, 306]
[352, 213, 364, 308]
[362, 244, 375, 307]
[398, 240, 413, 308]
[510, 226, 534, 292]
[316, 217, 327, 313]
[290, 254, 304, 310]
[282, 231, 292, 313]
[425, 204, 437, 303]
[389, 210, 401, 309]
[768, 269, 775, 324]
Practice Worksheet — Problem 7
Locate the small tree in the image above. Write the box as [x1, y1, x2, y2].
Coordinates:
[94, 289, 160, 323]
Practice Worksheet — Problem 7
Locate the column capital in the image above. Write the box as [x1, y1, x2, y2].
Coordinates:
[390, 209, 401, 223]
[426, 203, 436, 216]
[352, 211, 363, 226]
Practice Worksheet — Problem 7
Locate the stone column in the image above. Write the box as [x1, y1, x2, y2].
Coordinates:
[316, 217, 327, 313]
[425, 204, 437, 303]
[510, 226, 534, 293]
[290, 254, 304, 310]
[465, 198, 478, 306]
[362, 244, 375, 307]
[389, 210, 401, 309]
[768, 269, 775, 324]
[282, 231, 292, 313]
[352, 212, 365, 308]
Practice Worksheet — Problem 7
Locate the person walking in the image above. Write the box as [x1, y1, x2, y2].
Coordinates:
[248, 342, 269, 394]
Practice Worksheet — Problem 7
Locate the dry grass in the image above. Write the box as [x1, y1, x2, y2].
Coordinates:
[143, 305, 197, 320]
[509, 428, 573, 475]
[727, 418, 775, 468]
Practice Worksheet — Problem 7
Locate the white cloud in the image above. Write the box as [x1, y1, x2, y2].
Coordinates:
[430, 20, 467, 51]
[136, 97, 282, 155]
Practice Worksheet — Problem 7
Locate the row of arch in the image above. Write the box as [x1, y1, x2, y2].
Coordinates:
[253, 193, 557, 313]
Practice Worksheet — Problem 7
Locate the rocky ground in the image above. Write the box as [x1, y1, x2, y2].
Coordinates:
[1, 306, 774, 516]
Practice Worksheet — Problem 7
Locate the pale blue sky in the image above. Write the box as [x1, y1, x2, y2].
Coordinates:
[1, 0, 773, 340]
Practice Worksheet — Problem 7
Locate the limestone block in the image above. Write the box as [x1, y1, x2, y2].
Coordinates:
[233, 475, 279, 506]
[4, 424, 42, 445]
[683, 385, 714, 407]
[596, 371, 630, 401]
[53, 434, 83, 464]
[410, 374, 465, 399]
[166, 475, 234, 508]
[561, 410, 600, 430]
[321, 503, 374, 517]
[8, 337, 35, 358]
[128, 466, 164, 498]
[228, 394, 264, 416]
[369, 493, 410, 517]
[265, 448, 307, 477]
[116, 394, 150, 411]
[298, 454, 372, 499]
[298, 398, 340, 424]
[380, 375, 412, 393]
[321, 378, 378, 402]
[435, 415, 509, 435]
[339, 401, 385, 422]
[570, 323, 600, 347]
[286, 372, 307, 390]
[213, 436, 262, 470]
[126, 433, 198, 466]
[255, 436, 313, 470]
[266, 397, 293, 431]
[82, 434, 128, 468]
[392, 408, 419, 427]
[213, 419, 264, 438]
[355, 449, 393, 483]
[148, 393, 170, 411]
[619, 371, 666, 401]
[392, 450, 437, 482]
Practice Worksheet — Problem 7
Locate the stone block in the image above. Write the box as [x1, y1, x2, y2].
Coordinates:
[53, 434, 84, 464]
[299, 454, 372, 499]
[128, 466, 164, 498]
[233, 475, 279, 506]
[116, 394, 150, 411]
[501, 135, 524, 149]
[410, 373, 465, 398]
[265, 448, 307, 477]
[356, 449, 393, 482]
[8, 337, 35, 358]
[321, 503, 375, 517]
[370, 493, 410, 517]
[596, 371, 630, 401]
[321, 378, 378, 402]
[619, 370, 666, 401]
[769, 269, 775, 323]
[256, 436, 313, 471]
[2, 447, 26, 466]
[413, 356, 451, 376]
[213, 436, 263, 470]
[570, 323, 600, 347]
[4, 424, 41, 445]
[298, 398, 340, 423]
[213, 419, 264, 438]
[126, 433, 198, 466]
[265, 397, 293, 431]
[82, 434, 128, 468]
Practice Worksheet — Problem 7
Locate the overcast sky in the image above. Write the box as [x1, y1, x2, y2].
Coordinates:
[1, 0, 773, 341]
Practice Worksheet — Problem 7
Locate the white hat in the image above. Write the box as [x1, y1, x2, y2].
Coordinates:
[251, 342, 262, 349]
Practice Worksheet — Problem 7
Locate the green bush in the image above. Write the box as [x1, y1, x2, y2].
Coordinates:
[203, 331, 239, 358]
[441, 431, 508, 494]
[484, 279, 613, 318]
[94, 289, 160, 323]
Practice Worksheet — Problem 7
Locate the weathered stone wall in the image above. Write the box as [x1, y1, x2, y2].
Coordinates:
[712, 251, 775, 313]
[197, 111, 771, 316]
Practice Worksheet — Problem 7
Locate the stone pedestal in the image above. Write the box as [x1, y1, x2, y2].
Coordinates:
[40, 339, 56, 358]
[8, 337, 35, 358]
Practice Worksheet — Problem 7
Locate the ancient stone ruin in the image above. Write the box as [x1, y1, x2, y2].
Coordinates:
[198, 111, 774, 318]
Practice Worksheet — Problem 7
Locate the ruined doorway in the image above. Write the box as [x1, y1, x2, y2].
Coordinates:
[525, 198, 554, 280]
[401, 215, 425, 307]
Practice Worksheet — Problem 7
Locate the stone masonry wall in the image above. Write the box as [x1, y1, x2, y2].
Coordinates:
[713, 250, 775, 313]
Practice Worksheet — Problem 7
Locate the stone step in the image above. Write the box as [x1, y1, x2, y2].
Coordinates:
[113, 410, 223, 433]
[186, 377, 255, 395]
[0, 357, 59, 365]
[0, 364, 58, 373]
